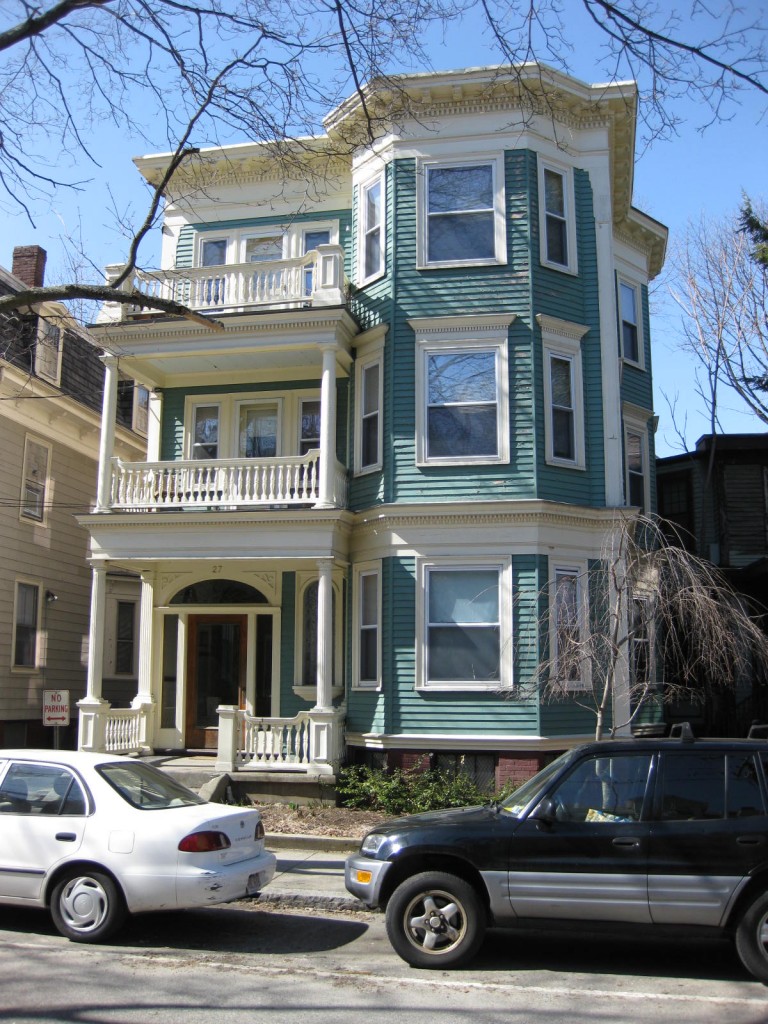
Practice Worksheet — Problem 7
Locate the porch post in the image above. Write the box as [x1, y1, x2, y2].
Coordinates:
[131, 571, 155, 753]
[316, 345, 337, 508]
[314, 558, 333, 711]
[96, 354, 119, 511]
[146, 389, 163, 461]
[77, 564, 109, 752]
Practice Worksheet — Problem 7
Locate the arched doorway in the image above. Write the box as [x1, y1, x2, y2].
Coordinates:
[170, 580, 272, 749]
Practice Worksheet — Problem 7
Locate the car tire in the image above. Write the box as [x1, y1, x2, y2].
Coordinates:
[385, 871, 485, 969]
[50, 869, 127, 943]
[735, 890, 768, 983]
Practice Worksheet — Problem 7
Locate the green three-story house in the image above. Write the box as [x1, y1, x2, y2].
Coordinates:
[80, 64, 666, 789]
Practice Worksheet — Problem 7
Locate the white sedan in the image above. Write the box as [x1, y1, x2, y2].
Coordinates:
[0, 749, 276, 942]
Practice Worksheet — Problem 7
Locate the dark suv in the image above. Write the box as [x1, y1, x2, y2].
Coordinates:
[345, 731, 768, 980]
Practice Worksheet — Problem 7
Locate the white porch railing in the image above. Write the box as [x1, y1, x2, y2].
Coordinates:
[78, 703, 150, 756]
[98, 244, 347, 321]
[216, 707, 345, 776]
[107, 450, 348, 510]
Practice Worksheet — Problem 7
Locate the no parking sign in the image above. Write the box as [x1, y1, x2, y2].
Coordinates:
[43, 690, 70, 727]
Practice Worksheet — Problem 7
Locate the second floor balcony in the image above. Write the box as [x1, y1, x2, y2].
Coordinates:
[107, 450, 348, 512]
[98, 245, 348, 323]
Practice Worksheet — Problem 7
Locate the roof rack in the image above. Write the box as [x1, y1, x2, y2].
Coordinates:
[747, 723, 768, 740]
[669, 722, 695, 742]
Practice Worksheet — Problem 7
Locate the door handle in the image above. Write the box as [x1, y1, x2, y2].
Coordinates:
[55, 833, 77, 842]
[736, 836, 765, 846]
[612, 837, 641, 848]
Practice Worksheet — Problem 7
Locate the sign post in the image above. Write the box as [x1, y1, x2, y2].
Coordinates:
[43, 689, 70, 749]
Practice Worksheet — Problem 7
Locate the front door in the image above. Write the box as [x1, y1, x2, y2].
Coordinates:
[186, 615, 247, 750]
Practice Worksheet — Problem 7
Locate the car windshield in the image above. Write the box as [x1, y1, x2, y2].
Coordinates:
[97, 762, 206, 810]
[500, 751, 572, 818]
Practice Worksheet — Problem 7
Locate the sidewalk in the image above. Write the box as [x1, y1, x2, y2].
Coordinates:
[256, 834, 369, 912]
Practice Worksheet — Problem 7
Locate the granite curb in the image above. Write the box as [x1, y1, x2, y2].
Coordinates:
[265, 832, 360, 852]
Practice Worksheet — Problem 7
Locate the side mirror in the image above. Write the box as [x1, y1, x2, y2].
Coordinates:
[530, 797, 557, 824]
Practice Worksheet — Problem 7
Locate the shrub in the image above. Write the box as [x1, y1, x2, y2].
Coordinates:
[337, 764, 490, 816]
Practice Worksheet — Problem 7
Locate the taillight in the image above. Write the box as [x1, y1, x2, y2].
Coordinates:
[178, 830, 231, 852]
[254, 819, 265, 841]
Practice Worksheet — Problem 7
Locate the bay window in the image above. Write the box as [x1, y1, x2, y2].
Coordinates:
[419, 158, 505, 267]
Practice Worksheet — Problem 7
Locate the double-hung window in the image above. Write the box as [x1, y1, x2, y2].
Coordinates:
[418, 561, 511, 690]
[115, 601, 137, 676]
[420, 158, 505, 267]
[356, 358, 382, 472]
[20, 436, 51, 524]
[631, 596, 653, 689]
[619, 279, 642, 365]
[299, 399, 321, 456]
[13, 581, 40, 668]
[355, 565, 381, 688]
[237, 402, 279, 458]
[538, 315, 588, 469]
[552, 565, 587, 690]
[538, 160, 577, 274]
[623, 409, 651, 512]
[411, 316, 514, 466]
[191, 405, 220, 459]
[360, 176, 384, 282]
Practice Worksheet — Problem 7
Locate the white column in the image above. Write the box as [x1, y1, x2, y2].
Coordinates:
[146, 389, 163, 461]
[96, 355, 119, 511]
[316, 345, 337, 508]
[135, 572, 154, 705]
[84, 564, 107, 702]
[314, 558, 333, 710]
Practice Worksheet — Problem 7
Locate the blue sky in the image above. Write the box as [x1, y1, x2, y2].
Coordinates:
[1, 3, 765, 457]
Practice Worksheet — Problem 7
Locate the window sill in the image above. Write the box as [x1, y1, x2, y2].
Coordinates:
[540, 259, 578, 277]
[416, 455, 509, 468]
[416, 683, 507, 693]
[358, 269, 386, 288]
[621, 356, 646, 371]
[546, 457, 586, 471]
[354, 464, 382, 478]
[417, 258, 506, 271]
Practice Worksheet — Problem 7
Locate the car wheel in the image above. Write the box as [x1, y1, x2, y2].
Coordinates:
[50, 870, 127, 943]
[385, 871, 485, 969]
[736, 890, 768, 983]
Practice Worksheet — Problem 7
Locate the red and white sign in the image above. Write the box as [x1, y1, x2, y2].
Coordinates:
[43, 689, 70, 727]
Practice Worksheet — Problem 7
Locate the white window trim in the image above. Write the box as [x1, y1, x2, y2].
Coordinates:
[354, 350, 383, 475]
[618, 276, 645, 368]
[417, 155, 507, 269]
[293, 571, 344, 702]
[538, 158, 578, 275]
[537, 314, 588, 470]
[550, 562, 590, 693]
[353, 561, 382, 690]
[410, 314, 515, 467]
[358, 173, 385, 285]
[623, 404, 653, 513]
[195, 222, 340, 266]
[184, 391, 320, 460]
[416, 557, 512, 692]
[35, 316, 63, 384]
[12, 578, 42, 672]
[19, 434, 52, 526]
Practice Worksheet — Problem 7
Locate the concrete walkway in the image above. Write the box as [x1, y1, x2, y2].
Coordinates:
[257, 835, 367, 912]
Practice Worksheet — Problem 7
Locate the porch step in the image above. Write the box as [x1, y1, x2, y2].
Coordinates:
[149, 756, 338, 806]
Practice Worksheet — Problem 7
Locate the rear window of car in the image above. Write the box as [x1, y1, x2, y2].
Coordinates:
[658, 752, 766, 820]
[98, 762, 205, 809]
[0, 762, 87, 815]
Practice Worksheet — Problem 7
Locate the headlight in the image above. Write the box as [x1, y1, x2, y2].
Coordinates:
[361, 833, 388, 855]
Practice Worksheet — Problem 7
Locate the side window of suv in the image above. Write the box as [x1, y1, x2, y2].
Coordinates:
[548, 753, 652, 823]
[658, 752, 765, 820]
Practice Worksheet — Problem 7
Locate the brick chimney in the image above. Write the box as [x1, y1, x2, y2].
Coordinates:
[12, 245, 47, 288]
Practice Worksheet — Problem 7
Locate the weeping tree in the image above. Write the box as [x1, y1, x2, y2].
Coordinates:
[537, 513, 768, 740]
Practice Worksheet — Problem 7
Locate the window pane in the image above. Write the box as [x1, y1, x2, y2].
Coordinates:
[365, 231, 382, 276]
[627, 431, 643, 473]
[555, 570, 580, 681]
[14, 583, 38, 667]
[239, 404, 278, 458]
[300, 400, 321, 455]
[728, 756, 764, 817]
[23, 440, 49, 520]
[193, 406, 219, 459]
[428, 166, 493, 213]
[620, 282, 637, 323]
[361, 573, 378, 626]
[201, 239, 227, 266]
[428, 625, 500, 681]
[550, 357, 572, 407]
[362, 415, 379, 467]
[303, 230, 330, 252]
[429, 569, 499, 624]
[244, 236, 282, 263]
[544, 169, 565, 216]
[428, 406, 497, 457]
[363, 363, 379, 415]
[428, 352, 496, 404]
[549, 754, 652, 823]
[428, 212, 495, 262]
[623, 321, 639, 362]
[552, 408, 575, 461]
[115, 601, 135, 675]
[545, 215, 567, 266]
[365, 181, 381, 228]
[360, 630, 378, 682]
[660, 753, 725, 820]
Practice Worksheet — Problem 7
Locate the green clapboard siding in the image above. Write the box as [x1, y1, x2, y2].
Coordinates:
[533, 162, 606, 508]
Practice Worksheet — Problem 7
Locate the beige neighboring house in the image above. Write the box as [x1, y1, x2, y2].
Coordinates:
[0, 246, 146, 748]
